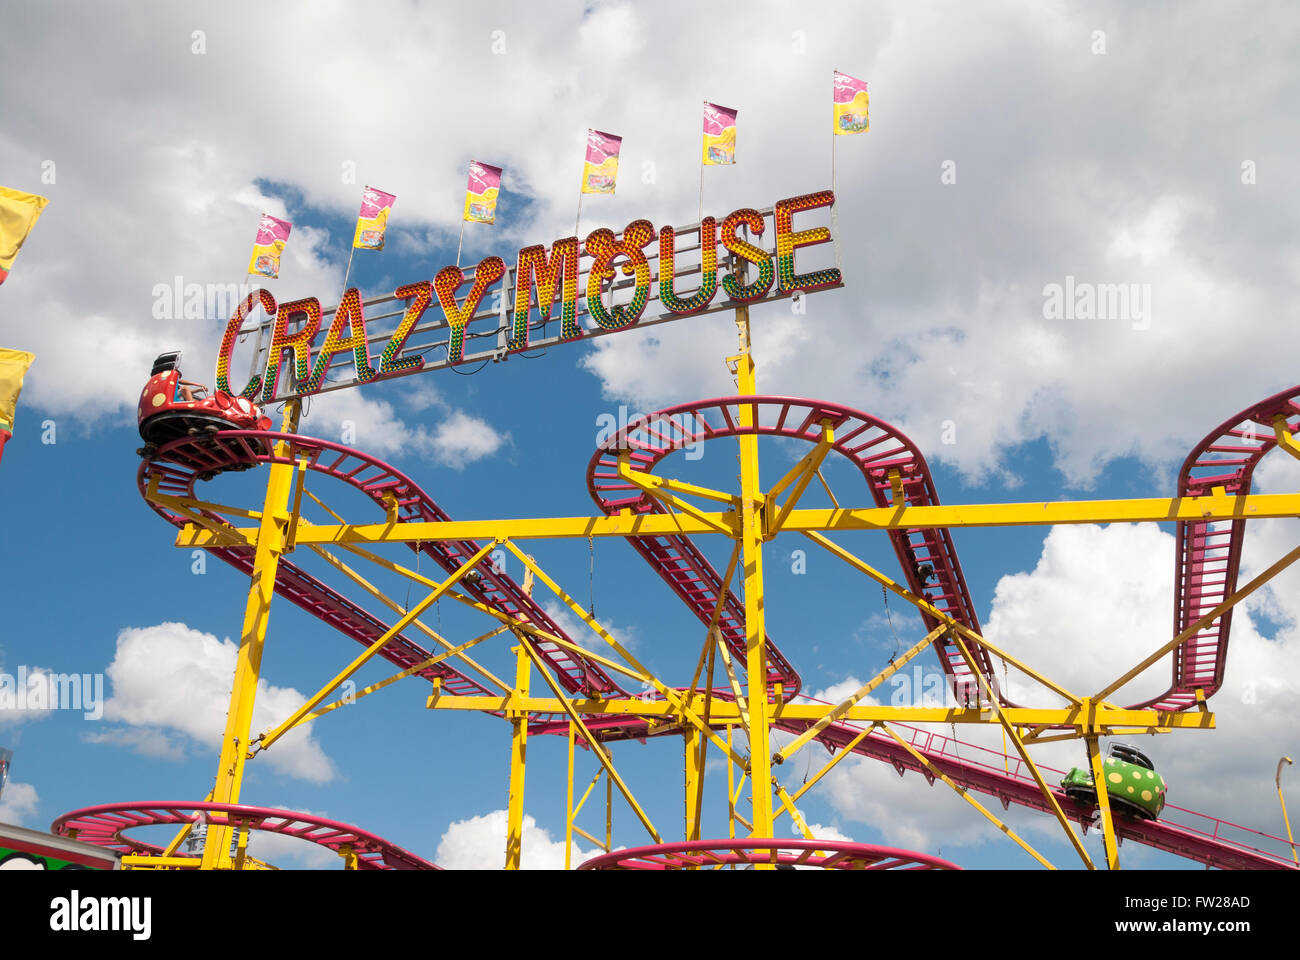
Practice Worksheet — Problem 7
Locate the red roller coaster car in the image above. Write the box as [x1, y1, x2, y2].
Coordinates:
[136, 351, 271, 460]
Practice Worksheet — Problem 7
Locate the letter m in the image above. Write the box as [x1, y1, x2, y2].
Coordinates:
[512, 238, 581, 348]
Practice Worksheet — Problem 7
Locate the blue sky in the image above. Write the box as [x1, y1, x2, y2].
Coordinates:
[2, 0, 1299, 870]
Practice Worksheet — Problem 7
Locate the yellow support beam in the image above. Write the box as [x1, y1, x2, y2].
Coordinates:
[424, 693, 1214, 730]
[878, 723, 1056, 870]
[309, 543, 511, 694]
[952, 635, 1094, 870]
[732, 304, 775, 849]
[181, 491, 1300, 548]
[1086, 733, 1120, 870]
[500, 542, 751, 770]
[203, 401, 300, 869]
[765, 421, 835, 539]
[254, 540, 497, 755]
[516, 635, 662, 844]
[505, 645, 530, 870]
[773, 625, 946, 765]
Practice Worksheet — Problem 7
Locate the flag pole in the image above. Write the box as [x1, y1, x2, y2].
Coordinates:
[831, 67, 838, 196]
[456, 219, 466, 269]
[574, 190, 585, 241]
[243, 271, 266, 387]
[698, 99, 706, 225]
[340, 244, 357, 294]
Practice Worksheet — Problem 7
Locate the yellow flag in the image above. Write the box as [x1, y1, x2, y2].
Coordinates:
[0, 348, 35, 441]
[0, 187, 49, 285]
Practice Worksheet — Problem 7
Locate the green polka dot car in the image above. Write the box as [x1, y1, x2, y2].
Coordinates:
[1061, 743, 1168, 820]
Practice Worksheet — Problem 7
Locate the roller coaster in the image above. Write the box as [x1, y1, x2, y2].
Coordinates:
[50, 298, 1300, 870]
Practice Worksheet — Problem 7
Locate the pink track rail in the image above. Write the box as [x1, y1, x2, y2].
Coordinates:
[1140, 385, 1300, 709]
[52, 801, 438, 870]
[578, 838, 960, 870]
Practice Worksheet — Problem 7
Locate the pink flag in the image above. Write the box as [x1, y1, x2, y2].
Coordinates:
[581, 130, 622, 195]
[353, 186, 397, 250]
[702, 102, 738, 165]
[464, 162, 503, 224]
[248, 213, 292, 279]
[833, 71, 869, 135]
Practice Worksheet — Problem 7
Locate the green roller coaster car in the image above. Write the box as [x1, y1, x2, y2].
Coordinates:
[1061, 743, 1167, 820]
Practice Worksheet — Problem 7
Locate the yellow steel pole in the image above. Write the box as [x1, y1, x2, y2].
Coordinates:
[606, 750, 613, 852]
[726, 724, 737, 843]
[732, 305, 774, 847]
[684, 728, 702, 871]
[1278, 756, 1297, 865]
[505, 644, 530, 870]
[685, 728, 702, 842]
[203, 401, 300, 869]
[566, 721, 575, 870]
[1086, 734, 1120, 870]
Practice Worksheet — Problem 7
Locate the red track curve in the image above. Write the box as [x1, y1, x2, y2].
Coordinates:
[577, 838, 960, 870]
[53, 801, 438, 869]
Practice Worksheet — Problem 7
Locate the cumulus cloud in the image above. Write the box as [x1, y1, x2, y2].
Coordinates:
[0, 665, 59, 727]
[0, 782, 40, 826]
[99, 623, 336, 783]
[4, 2, 1295, 489]
[436, 809, 595, 869]
[303, 387, 508, 469]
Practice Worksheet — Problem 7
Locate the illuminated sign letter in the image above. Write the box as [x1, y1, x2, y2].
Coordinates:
[658, 217, 718, 314]
[262, 298, 323, 402]
[303, 288, 377, 393]
[719, 208, 774, 302]
[381, 282, 431, 376]
[513, 238, 580, 349]
[774, 191, 841, 294]
[434, 256, 506, 364]
[585, 219, 654, 331]
[215, 289, 277, 399]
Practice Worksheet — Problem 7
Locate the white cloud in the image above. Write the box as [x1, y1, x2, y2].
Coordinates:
[100, 623, 336, 783]
[4, 2, 1295, 491]
[0, 665, 58, 727]
[435, 809, 595, 869]
[81, 726, 187, 762]
[541, 600, 640, 656]
[302, 388, 507, 469]
[0, 782, 39, 826]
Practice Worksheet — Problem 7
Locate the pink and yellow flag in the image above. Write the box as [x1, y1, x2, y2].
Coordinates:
[0, 347, 35, 464]
[353, 186, 397, 250]
[463, 162, 503, 224]
[248, 213, 292, 279]
[833, 71, 869, 135]
[702, 102, 738, 166]
[581, 130, 622, 195]
[0, 186, 49, 286]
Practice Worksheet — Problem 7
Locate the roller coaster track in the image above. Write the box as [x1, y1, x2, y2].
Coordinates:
[128, 387, 1300, 869]
[53, 801, 438, 870]
[586, 397, 993, 701]
[1143, 385, 1300, 709]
